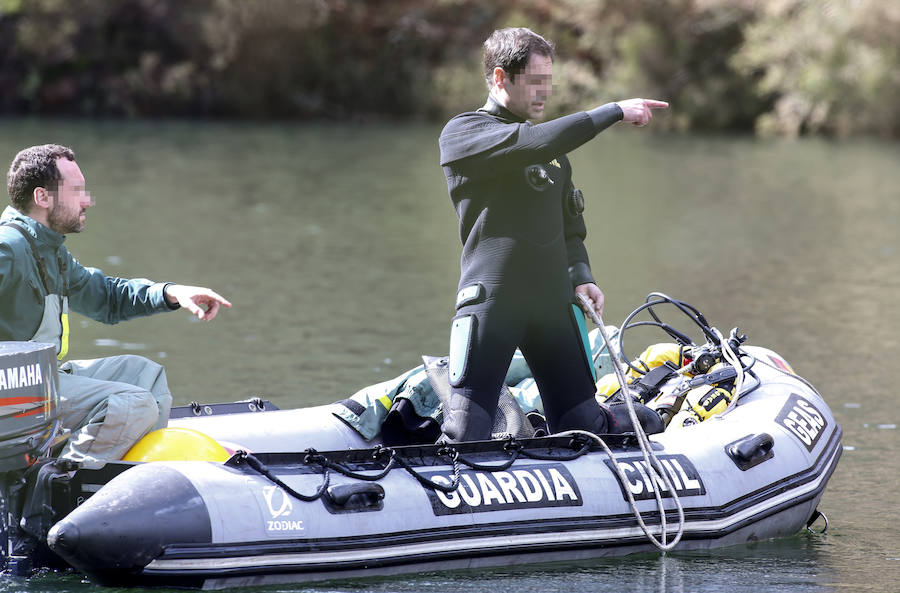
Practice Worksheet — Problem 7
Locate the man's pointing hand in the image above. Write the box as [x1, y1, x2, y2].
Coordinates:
[617, 98, 669, 126]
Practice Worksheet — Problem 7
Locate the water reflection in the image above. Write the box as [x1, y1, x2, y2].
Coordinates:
[230, 537, 834, 593]
[0, 120, 897, 593]
[2, 534, 866, 593]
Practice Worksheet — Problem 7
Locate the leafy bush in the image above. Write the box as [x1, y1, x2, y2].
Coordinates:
[732, 0, 900, 137]
[0, 0, 896, 136]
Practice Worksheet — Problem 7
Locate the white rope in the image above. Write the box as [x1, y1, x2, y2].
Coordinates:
[574, 294, 686, 552]
[712, 328, 745, 412]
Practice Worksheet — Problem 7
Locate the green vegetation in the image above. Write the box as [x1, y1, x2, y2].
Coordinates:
[1, 0, 897, 137]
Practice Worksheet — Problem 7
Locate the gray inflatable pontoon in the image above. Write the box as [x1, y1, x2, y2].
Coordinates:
[45, 354, 840, 589]
[3, 295, 843, 589]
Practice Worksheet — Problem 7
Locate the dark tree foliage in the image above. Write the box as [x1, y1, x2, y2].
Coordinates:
[0, 0, 896, 136]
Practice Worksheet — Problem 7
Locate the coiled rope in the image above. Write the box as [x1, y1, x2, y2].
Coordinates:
[576, 293, 686, 552]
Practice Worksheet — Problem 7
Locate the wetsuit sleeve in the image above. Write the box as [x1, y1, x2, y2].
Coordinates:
[586, 103, 624, 132]
[560, 160, 595, 287]
[64, 249, 173, 325]
[439, 103, 623, 169]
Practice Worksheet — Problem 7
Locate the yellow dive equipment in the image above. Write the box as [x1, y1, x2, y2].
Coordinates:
[595, 342, 684, 400]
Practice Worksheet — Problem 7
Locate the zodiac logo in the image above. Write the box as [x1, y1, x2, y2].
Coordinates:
[262, 485, 293, 519]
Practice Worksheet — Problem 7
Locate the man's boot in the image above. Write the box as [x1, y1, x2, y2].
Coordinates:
[439, 392, 495, 442]
[554, 398, 665, 436]
[603, 401, 666, 435]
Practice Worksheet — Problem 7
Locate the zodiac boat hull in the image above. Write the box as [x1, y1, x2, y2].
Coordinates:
[46, 350, 842, 589]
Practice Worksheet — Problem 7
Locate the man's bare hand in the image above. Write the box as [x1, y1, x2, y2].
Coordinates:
[164, 284, 232, 321]
[617, 98, 669, 126]
[575, 283, 605, 318]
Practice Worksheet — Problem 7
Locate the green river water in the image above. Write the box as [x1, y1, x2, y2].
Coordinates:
[0, 118, 897, 592]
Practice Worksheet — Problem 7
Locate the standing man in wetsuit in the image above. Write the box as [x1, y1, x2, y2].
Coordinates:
[438, 28, 668, 441]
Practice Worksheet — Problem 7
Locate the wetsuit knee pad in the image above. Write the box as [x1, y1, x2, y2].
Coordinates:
[448, 314, 476, 387]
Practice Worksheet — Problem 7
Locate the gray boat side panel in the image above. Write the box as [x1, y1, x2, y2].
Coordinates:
[140, 454, 837, 588]
[650, 381, 834, 508]
[219, 465, 476, 543]
[53, 427, 839, 587]
[46, 350, 842, 588]
[167, 462, 267, 543]
[165, 377, 838, 544]
[168, 374, 840, 536]
[146, 488, 830, 591]
[169, 405, 373, 452]
[167, 411, 838, 547]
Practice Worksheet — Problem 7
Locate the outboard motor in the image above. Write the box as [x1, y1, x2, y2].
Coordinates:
[0, 342, 60, 574]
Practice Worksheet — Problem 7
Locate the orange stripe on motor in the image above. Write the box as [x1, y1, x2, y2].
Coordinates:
[1, 396, 46, 417]
[0, 396, 44, 405]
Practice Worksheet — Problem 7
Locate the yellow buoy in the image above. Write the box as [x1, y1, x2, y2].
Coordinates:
[122, 427, 231, 462]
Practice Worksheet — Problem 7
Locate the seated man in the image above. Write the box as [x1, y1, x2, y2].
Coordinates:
[1, 144, 231, 465]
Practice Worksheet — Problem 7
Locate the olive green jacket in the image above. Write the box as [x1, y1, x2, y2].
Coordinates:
[0, 206, 174, 348]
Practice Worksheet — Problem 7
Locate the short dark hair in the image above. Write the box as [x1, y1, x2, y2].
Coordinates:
[483, 27, 554, 88]
[7, 144, 75, 213]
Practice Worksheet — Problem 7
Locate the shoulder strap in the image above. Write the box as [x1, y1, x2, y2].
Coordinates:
[1, 221, 53, 295]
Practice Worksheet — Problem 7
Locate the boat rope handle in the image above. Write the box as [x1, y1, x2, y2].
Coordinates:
[452, 440, 522, 471]
[575, 294, 686, 552]
[517, 439, 591, 461]
[437, 436, 593, 471]
[308, 446, 461, 493]
[312, 446, 463, 494]
[303, 447, 398, 482]
[235, 450, 331, 502]
[394, 447, 461, 493]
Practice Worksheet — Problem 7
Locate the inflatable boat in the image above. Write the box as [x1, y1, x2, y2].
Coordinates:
[0, 294, 842, 589]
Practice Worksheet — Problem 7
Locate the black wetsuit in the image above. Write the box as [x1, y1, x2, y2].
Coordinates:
[437, 96, 624, 441]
